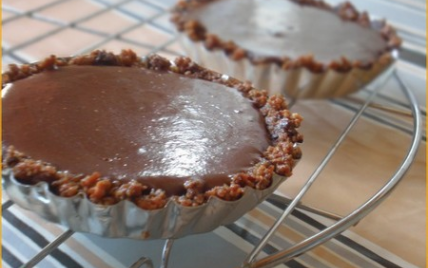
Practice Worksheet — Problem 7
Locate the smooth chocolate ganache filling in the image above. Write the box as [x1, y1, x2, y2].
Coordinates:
[2, 65, 271, 195]
[178, 0, 390, 65]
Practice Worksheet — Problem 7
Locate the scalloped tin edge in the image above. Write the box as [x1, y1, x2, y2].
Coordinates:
[177, 34, 398, 99]
[2, 169, 287, 240]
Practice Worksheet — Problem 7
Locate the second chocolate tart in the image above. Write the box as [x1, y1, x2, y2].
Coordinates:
[172, 0, 401, 98]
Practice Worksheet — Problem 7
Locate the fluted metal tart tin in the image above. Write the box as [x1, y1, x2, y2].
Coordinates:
[3, 169, 289, 239]
[2, 50, 302, 240]
[178, 35, 398, 99]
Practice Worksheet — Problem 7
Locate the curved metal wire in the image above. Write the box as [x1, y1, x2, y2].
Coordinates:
[243, 70, 387, 265]
[245, 71, 422, 268]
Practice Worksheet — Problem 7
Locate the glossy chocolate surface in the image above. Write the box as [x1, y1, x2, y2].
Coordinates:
[2, 65, 270, 194]
[186, 0, 388, 63]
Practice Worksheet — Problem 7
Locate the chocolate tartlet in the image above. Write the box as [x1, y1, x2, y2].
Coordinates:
[2, 50, 302, 213]
[172, 0, 401, 98]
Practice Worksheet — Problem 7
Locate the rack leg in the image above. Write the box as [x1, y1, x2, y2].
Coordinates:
[129, 257, 154, 268]
[160, 239, 174, 268]
[2, 200, 14, 211]
[20, 229, 74, 268]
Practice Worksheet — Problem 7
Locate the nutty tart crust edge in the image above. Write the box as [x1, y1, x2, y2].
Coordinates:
[2, 49, 303, 210]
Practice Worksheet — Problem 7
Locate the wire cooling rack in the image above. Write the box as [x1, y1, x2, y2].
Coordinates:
[1, 0, 424, 267]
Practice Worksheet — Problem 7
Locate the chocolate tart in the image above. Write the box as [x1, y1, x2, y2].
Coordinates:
[2, 50, 302, 239]
[171, 0, 401, 98]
